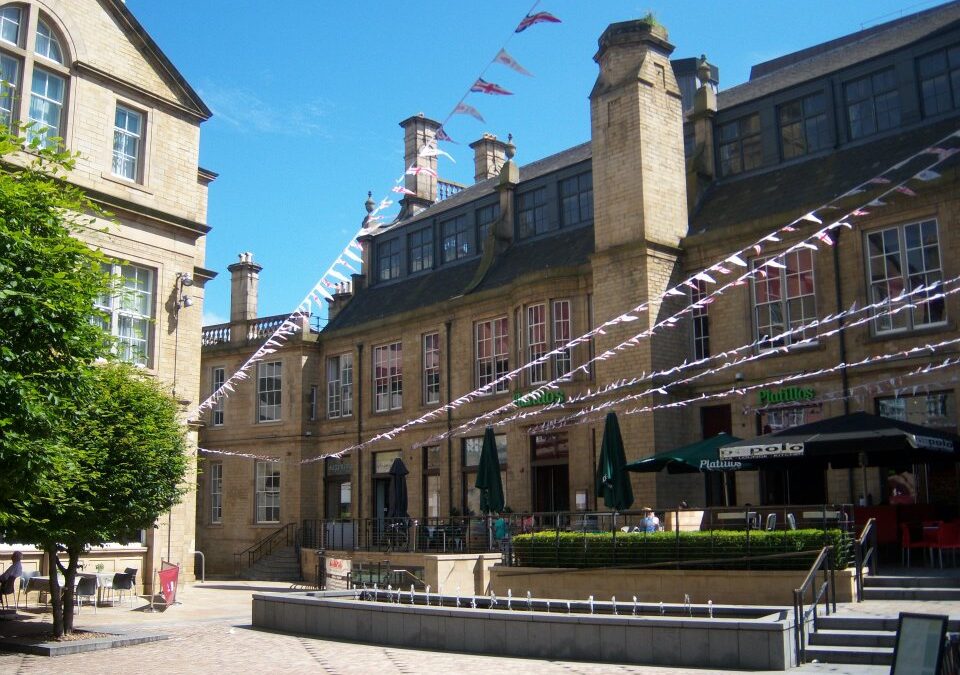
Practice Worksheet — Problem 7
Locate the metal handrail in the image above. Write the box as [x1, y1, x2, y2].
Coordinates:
[233, 522, 297, 576]
[853, 518, 878, 602]
[793, 545, 837, 664]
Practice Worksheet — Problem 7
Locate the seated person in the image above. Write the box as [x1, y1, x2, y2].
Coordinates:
[0, 550, 23, 583]
[639, 508, 658, 533]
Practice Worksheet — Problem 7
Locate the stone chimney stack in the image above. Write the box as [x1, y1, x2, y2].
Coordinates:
[469, 133, 510, 182]
[399, 113, 441, 217]
[228, 252, 261, 323]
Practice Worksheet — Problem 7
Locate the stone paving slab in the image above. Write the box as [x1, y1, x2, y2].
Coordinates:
[0, 580, 944, 674]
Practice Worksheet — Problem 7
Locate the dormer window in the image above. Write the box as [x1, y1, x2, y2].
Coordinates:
[0, 4, 70, 148]
[845, 68, 900, 140]
[718, 114, 761, 176]
[779, 92, 829, 159]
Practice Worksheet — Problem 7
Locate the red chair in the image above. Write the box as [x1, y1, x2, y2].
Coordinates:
[935, 521, 960, 567]
[901, 523, 928, 567]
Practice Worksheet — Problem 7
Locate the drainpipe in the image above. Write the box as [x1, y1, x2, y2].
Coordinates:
[833, 228, 857, 502]
[445, 320, 453, 515]
[356, 343, 364, 519]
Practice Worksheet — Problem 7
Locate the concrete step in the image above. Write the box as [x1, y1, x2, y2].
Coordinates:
[864, 575, 960, 588]
[862, 587, 960, 601]
[804, 645, 893, 666]
[808, 629, 896, 648]
[817, 615, 898, 632]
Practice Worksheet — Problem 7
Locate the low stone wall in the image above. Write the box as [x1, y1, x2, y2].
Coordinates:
[302, 550, 502, 595]
[489, 566, 856, 606]
[252, 590, 796, 670]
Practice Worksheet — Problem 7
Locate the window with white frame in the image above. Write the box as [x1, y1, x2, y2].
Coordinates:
[690, 279, 710, 360]
[0, 7, 69, 148]
[94, 262, 154, 366]
[257, 361, 282, 422]
[209, 462, 222, 524]
[866, 220, 945, 334]
[255, 460, 280, 523]
[526, 303, 547, 384]
[423, 332, 440, 405]
[112, 104, 143, 181]
[211, 366, 225, 426]
[326, 353, 353, 418]
[553, 299, 572, 379]
[476, 317, 509, 393]
[751, 250, 817, 349]
[373, 342, 402, 412]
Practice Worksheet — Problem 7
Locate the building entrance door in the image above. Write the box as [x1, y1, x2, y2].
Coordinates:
[701, 405, 735, 506]
[533, 464, 569, 512]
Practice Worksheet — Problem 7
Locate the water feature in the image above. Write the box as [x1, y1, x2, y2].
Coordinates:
[507, 589, 512, 610]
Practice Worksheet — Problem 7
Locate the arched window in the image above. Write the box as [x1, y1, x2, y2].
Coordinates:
[0, 4, 70, 148]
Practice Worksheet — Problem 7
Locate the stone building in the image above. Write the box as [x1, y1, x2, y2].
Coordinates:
[198, 4, 960, 572]
[0, 0, 214, 589]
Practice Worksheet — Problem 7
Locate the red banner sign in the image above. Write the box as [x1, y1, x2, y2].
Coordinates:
[158, 562, 179, 606]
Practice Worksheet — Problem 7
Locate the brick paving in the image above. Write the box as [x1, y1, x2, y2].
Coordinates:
[0, 580, 935, 674]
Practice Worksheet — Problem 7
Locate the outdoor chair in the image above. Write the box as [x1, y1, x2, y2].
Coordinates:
[765, 513, 777, 531]
[786, 513, 797, 530]
[936, 522, 960, 566]
[0, 575, 15, 609]
[16, 570, 39, 609]
[112, 572, 135, 607]
[75, 575, 97, 614]
[901, 523, 928, 567]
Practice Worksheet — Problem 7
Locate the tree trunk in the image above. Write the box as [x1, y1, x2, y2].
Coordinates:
[46, 548, 63, 638]
[61, 548, 80, 633]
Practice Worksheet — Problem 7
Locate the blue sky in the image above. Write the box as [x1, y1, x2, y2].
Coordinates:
[125, 0, 947, 326]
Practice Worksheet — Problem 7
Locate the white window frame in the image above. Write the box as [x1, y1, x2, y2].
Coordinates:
[865, 219, 946, 335]
[552, 299, 572, 380]
[254, 460, 280, 524]
[526, 303, 547, 385]
[326, 353, 354, 418]
[751, 250, 817, 350]
[475, 317, 509, 393]
[94, 262, 155, 367]
[257, 361, 282, 422]
[211, 366, 225, 426]
[112, 103, 143, 181]
[373, 342, 402, 412]
[423, 332, 440, 405]
[209, 462, 223, 524]
[690, 280, 710, 360]
[0, 8, 70, 148]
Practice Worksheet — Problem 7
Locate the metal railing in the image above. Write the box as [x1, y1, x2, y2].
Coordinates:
[437, 180, 465, 201]
[793, 546, 837, 664]
[300, 505, 855, 566]
[234, 522, 297, 576]
[853, 517, 878, 602]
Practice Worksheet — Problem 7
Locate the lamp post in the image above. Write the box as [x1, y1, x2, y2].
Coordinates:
[167, 271, 194, 562]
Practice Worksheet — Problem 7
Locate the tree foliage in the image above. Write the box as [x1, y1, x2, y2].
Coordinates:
[0, 128, 113, 527]
[0, 129, 191, 635]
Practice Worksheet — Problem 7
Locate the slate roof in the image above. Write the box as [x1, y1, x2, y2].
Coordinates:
[689, 117, 960, 237]
[719, 1, 960, 111]
[325, 225, 595, 332]
[376, 142, 592, 234]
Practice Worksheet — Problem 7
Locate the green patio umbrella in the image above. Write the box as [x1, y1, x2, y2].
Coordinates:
[595, 412, 634, 511]
[475, 426, 505, 514]
[624, 433, 748, 474]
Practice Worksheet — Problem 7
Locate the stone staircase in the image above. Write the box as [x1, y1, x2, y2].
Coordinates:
[804, 575, 960, 666]
[238, 546, 301, 583]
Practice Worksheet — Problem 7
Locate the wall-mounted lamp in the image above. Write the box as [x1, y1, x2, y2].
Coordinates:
[175, 272, 195, 312]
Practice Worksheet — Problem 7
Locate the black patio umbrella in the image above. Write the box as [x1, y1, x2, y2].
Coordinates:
[595, 412, 634, 511]
[475, 426, 505, 514]
[625, 433, 750, 474]
[718, 411, 959, 468]
[386, 457, 409, 518]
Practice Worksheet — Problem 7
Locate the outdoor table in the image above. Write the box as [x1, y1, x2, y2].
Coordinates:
[78, 572, 117, 605]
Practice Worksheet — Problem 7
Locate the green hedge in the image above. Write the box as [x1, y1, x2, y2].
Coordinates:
[510, 529, 852, 571]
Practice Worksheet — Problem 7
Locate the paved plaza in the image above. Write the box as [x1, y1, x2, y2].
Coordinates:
[2, 580, 948, 674]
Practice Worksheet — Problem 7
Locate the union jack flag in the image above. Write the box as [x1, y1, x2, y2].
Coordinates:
[470, 78, 513, 96]
[515, 10, 561, 33]
[436, 126, 457, 143]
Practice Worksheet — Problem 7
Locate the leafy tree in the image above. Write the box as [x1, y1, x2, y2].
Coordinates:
[0, 127, 113, 527]
[0, 128, 191, 636]
[7, 363, 189, 635]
